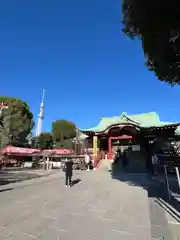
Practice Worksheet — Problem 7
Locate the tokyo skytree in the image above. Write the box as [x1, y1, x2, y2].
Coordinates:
[35, 89, 45, 137]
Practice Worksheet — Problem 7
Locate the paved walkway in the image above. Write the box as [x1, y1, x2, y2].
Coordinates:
[0, 169, 56, 186]
[0, 169, 151, 240]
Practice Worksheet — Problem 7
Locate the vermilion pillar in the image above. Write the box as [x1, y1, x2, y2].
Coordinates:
[108, 137, 112, 154]
[108, 136, 113, 159]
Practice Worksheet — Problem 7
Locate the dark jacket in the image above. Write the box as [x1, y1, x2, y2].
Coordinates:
[65, 159, 73, 176]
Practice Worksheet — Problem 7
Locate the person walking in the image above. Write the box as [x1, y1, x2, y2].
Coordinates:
[151, 152, 158, 175]
[85, 153, 90, 171]
[65, 158, 73, 187]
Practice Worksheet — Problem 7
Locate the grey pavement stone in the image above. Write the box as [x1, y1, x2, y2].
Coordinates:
[0, 170, 152, 240]
[149, 191, 173, 239]
[0, 169, 56, 187]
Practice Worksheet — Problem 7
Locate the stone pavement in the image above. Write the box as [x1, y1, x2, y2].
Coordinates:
[0, 169, 56, 186]
[0, 169, 151, 240]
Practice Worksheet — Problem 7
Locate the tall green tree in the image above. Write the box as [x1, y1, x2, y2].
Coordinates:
[52, 120, 76, 148]
[0, 97, 34, 147]
[37, 132, 54, 149]
[122, 0, 180, 85]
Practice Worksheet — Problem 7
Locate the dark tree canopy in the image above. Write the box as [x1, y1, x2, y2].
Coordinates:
[37, 132, 54, 149]
[0, 96, 34, 147]
[122, 0, 180, 85]
[55, 139, 73, 149]
[52, 120, 76, 144]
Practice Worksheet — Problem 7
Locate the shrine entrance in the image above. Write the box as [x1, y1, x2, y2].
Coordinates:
[111, 137, 133, 154]
[107, 126, 139, 157]
[106, 126, 147, 172]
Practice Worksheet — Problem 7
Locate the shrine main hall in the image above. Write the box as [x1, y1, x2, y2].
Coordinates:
[81, 112, 180, 161]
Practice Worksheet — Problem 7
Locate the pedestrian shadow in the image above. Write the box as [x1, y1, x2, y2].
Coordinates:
[71, 178, 81, 187]
[0, 169, 43, 186]
[110, 164, 180, 223]
[0, 188, 13, 193]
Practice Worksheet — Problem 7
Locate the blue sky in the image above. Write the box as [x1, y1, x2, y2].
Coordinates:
[1, 0, 180, 133]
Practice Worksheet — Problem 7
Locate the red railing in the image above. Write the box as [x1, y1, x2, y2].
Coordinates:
[107, 152, 114, 160]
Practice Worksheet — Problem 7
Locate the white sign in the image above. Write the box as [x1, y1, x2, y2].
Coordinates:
[132, 145, 140, 151]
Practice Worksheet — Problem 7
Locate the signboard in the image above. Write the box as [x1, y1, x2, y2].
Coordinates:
[132, 145, 140, 151]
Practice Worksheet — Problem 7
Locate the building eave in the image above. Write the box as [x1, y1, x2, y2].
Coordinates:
[81, 122, 180, 136]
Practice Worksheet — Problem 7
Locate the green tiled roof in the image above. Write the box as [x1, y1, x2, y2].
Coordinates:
[81, 112, 177, 133]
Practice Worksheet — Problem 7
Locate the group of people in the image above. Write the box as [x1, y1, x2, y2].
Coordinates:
[151, 152, 158, 175]
[113, 148, 129, 168]
[64, 153, 92, 187]
[113, 147, 159, 175]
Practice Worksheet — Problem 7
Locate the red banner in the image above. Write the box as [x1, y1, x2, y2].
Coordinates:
[3, 146, 40, 154]
[2, 146, 74, 155]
